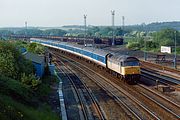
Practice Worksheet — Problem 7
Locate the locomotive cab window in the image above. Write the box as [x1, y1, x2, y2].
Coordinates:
[124, 61, 139, 66]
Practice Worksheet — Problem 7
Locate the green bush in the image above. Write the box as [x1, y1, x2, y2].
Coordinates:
[0, 75, 38, 105]
[177, 47, 180, 54]
[127, 42, 141, 50]
[36, 75, 58, 98]
[159, 38, 174, 46]
[0, 41, 34, 80]
[28, 42, 45, 55]
[0, 41, 60, 120]
[21, 73, 41, 90]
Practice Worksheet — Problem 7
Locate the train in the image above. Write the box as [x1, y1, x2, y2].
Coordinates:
[30, 38, 140, 83]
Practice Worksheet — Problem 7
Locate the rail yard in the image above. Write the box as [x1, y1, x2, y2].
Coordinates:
[1, 1, 180, 120]
[29, 37, 180, 120]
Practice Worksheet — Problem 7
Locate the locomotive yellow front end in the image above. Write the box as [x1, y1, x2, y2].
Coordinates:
[107, 54, 141, 84]
[121, 57, 141, 83]
[121, 66, 140, 75]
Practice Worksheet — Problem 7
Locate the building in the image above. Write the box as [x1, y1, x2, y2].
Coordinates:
[24, 52, 45, 77]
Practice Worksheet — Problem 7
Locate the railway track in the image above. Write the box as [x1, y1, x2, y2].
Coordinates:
[55, 59, 106, 120]
[141, 68, 180, 85]
[138, 84, 180, 109]
[53, 52, 160, 120]
[140, 61, 180, 81]
[51, 49, 180, 120]
[132, 84, 180, 119]
[104, 69, 180, 119]
[140, 60, 180, 92]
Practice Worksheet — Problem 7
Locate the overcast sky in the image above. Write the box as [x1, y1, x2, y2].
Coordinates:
[0, 0, 180, 27]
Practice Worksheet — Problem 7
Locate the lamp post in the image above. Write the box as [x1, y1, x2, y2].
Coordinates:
[111, 10, 115, 46]
[174, 31, 177, 69]
[84, 15, 87, 46]
[25, 21, 27, 40]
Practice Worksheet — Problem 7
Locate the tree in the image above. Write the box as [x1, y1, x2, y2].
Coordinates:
[99, 27, 113, 36]
[87, 26, 100, 36]
[115, 27, 123, 36]
[15, 29, 43, 36]
[43, 29, 67, 36]
[28, 42, 45, 54]
[0, 41, 34, 79]
[0, 50, 18, 79]
[153, 28, 180, 46]
[28, 42, 37, 52]
[0, 30, 13, 36]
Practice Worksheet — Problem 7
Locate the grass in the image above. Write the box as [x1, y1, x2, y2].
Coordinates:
[0, 75, 60, 120]
[36, 75, 58, 99]
[0, 95, 59, 120]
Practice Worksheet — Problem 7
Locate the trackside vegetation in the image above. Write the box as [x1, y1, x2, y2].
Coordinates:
[0, 40, 60, 120]
[126, 28, 180, 54]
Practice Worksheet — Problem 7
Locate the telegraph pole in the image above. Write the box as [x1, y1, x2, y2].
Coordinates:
[174, 31, 177, 69]
[111, 10, 115, 46]
[84, 15, 87, 46]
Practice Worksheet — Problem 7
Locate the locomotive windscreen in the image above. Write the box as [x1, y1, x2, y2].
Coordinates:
[124, 61, 139, 66]
[123, 57, 139, 66]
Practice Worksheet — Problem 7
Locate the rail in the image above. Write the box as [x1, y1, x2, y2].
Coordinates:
[56, 60, 106, 120]
[53, 52, 160, 120]
[140, 61, 180, 80]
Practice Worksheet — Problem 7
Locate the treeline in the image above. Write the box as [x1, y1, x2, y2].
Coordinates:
[122, 21, 180, 32]
[63, 21, 180, 32]
[1, 21, 180, 38]
[0, 27, 126, 39]
[66, 26, 126, 37]
[0, 28, 67, 37]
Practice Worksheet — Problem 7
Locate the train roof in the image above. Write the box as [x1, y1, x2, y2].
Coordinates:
[82, 46, 110, 56]
[93, 49, 110, 56]
[56, 41, 110, 57]
[31, 38, 110, 57]
[109, 53, 139, 62]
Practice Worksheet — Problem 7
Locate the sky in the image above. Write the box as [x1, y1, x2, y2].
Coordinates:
[0, 0, 180, 27]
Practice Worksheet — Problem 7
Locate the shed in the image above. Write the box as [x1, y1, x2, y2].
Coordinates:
[24, 52, 45, 77]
